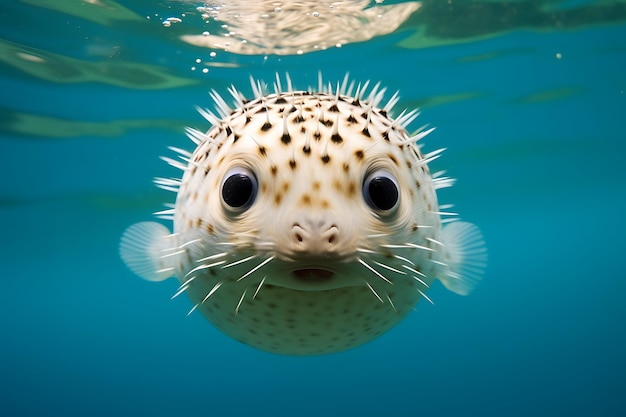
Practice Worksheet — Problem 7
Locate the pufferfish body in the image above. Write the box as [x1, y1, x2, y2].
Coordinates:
[120, 75, 487, 355]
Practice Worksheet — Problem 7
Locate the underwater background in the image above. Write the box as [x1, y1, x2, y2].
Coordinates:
[1, 0, 625, 415]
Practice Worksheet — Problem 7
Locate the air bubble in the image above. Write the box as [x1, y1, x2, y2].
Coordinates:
[312, 11, 320, 17]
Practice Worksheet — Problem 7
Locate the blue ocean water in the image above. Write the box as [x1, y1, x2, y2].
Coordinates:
[1, 1, 625, 415]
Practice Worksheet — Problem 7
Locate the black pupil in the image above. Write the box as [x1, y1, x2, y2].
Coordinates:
[368, 176, 398, 211]
[222, 174, 254, 208]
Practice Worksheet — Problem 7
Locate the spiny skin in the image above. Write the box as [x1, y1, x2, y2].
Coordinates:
[121, 76, 486, 355]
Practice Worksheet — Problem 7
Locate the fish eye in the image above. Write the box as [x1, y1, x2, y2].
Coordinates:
[363, 170, 400, 213]
[221, 167, 258, 211]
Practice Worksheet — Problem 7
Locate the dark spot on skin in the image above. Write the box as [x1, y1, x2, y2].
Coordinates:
[362, 127, 371, 137]
[244, 116, 251, 125]
[321, 200, 330, 209]
[271, 165, 278, 176]
[321, 155, 331, 164]
[351, 98, 360, 106]
[275, 97, 287, 104]
[293, 115, 305, 123]
[415, 179, 421, 189]
[321, 119, 333, 127]
[333, 180, 342, 193]
[388, 153, 399, 166]
[342, 162, 350, 172]
[354, 150, 364, 160]
[411, 223, 419, 232]
[406, 160, 412, 169]
[261, 122, 272, 131]
[289, 106, 297, 113]
[289, 159, 297, 170]
[225, 125, 232, 136]
[303, 145, 311, 154]
[301, 194, 312, 205]
[347, 114, 357, 123]
[382, 131, 390, 141]
[233, 133, 240, 142]
[281, 133, 291, 144]
[360, 112, 368, 119]
[301, 126, 306, 134]
[312, 181, 320, 191]
[313, 131, 322, 141]
[347, 182, 356, 196]
[331, 133, 343, 143]
[304, 107, 313, 112]
[380, 109, 388, 117]
[328, 104, 339, 113]
[256, 107, 267, 114]
[258, 146, 267, 156]
[274, 194, 282, 205]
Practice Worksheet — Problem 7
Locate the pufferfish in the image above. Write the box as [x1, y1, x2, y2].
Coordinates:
[119, 74, 487, 356]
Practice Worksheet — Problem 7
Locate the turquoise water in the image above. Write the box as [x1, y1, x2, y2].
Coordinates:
[1, 0, 625, 415]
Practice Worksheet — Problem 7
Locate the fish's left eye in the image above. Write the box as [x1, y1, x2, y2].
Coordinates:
[363, 170, 400, 213]
[221, 167, 258, 212]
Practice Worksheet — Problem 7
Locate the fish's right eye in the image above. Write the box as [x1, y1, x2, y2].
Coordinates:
[221, 167, 258, 212]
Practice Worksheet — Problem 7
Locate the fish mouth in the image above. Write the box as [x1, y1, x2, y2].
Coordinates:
[266, 259, 362, 290]
[292, 268, 335, 283]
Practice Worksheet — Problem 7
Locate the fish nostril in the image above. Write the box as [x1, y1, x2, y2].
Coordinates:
[325, 225, 339, 244]
[292, 223, 305, 243]
[291, 221, 338, 247]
